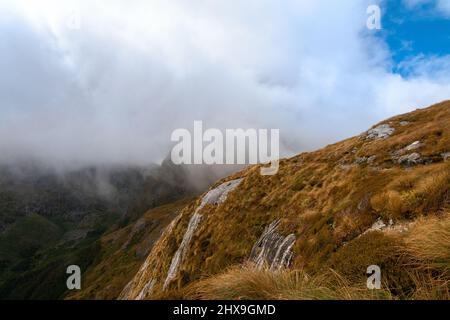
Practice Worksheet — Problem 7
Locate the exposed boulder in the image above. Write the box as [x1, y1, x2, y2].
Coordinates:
[398, 152, 422, 166]
[404, 141, 423, 151]
[364, 218, 411, 235]
[366, 124, 395, 140]
[400, 121, 410, 126]
[354, 155, 377, 165]
[369, 218, 391, 231]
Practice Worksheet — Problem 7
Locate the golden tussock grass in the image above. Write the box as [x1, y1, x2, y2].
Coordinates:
[154, 213, 450, 300]
[181, 264, 392, 300]
[370, 165, 450, 220]
[402, 213, 450, 273]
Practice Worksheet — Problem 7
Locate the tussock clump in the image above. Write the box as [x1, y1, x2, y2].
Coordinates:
[407, 272, 449, 300]
[370, 163, 450, 219]
[328, 231, 412, 293]
[371, 190, 406, 219]
[403, 213, 450, 273]
[182, 264, 392, 300]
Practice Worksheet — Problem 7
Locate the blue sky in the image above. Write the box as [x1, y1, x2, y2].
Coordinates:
[381, 0, 450, 75]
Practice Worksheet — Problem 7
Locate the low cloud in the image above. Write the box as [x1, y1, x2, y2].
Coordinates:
[0, 0, 449, 167]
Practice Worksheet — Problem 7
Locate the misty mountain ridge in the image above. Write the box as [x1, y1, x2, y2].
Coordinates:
[120, 100, 450, 300]
[1, 101, 449, 300]
[0, 156, 236, 299]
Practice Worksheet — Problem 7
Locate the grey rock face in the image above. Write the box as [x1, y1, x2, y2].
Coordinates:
[355, 157, 368, 165]
[250, 220, 296, 271]
[353, 155, 377, 165]
[369, 218, 392, 231]
[399, 121, 410, 126]
[163, 178, 243, 290]
[398, 152, 422, 165]
[363, 218, 410, 235]
[392, 141, 424, 162]
[366, 124, 395, 140]
[163, 213, 202, 289]
[136, 278, 156, 300]
[404, 141, 423, 151]
[199, 178, 243, 208]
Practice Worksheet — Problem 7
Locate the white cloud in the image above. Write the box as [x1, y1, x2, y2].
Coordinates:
[437, 0, 450, 15]
[403, 0, 450, 16]
[0, 0, 449, 166]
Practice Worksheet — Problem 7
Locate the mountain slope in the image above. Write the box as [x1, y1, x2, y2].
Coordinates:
[66, 198, 193, 300]
[121, 101, 450, 300]
[0, 160, 207, 299]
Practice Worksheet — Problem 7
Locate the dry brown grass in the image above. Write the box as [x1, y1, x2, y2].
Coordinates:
[371, 190, 406, 219]
[154, 213, 450, 300]
[403, 213, 450, 273]
[411, 171, 450, 213]
[160, 262, 448, 300]
[370, 164, 450, 220]
[181, 264, 392, 300]
[406, 271, 449, 300]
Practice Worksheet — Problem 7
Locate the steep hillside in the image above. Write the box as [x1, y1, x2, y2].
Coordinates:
[66, 198, 193, 300]
[121, 101, 450, 300]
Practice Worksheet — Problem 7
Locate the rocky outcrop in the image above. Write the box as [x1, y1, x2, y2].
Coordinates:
[369, 218, 393, 231]
[398, 152, 422, 166]
[400, 120, 410, 126]
[393, 140, 423, 156]
[390, 140, 428, 166]
[136, 278, 156, 300]
[163, 178, 243, 289]
[364, 218, 411, 235]
[404, 141, 423, 151]
[198, 179, 243, 208]
[119, 178, 244, 299]
[354, 155, 377, 165]
[366, 124, 395, 140]
[163, 213, 202, 289]
[249, 220, 296, 270]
